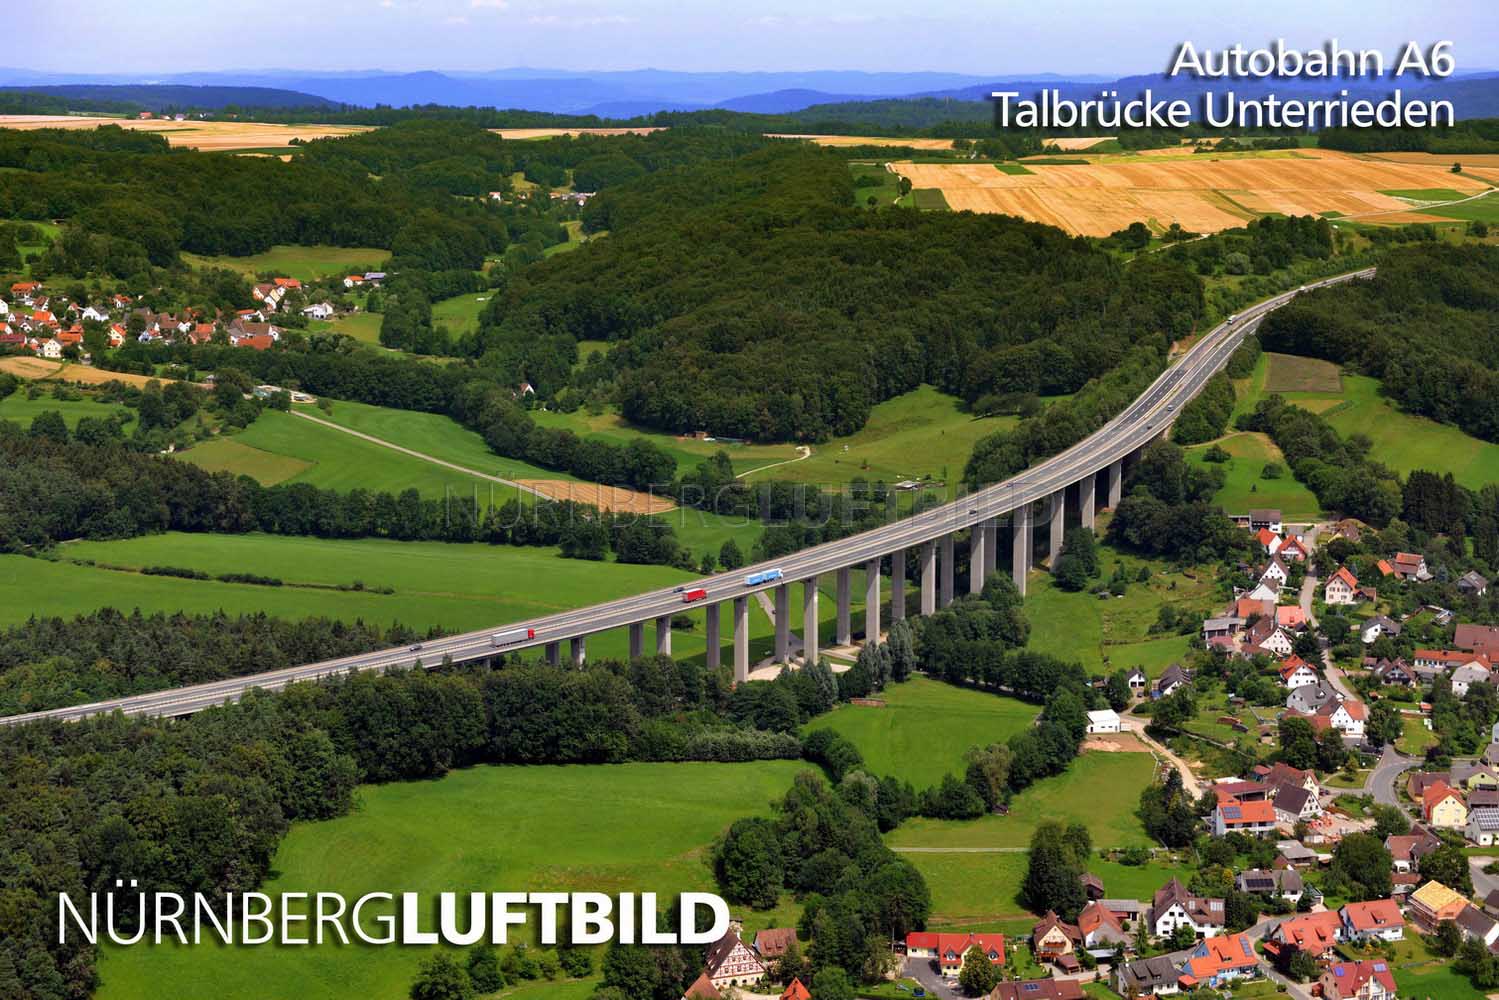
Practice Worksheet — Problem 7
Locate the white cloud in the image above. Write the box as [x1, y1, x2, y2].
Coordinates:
[470, 0, 507, 8]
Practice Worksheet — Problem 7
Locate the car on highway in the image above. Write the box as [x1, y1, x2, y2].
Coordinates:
[672, 586, 686, 593]
[409, 643, 423, 652]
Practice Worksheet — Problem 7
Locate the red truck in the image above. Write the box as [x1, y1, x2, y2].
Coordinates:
[681, 588, 708, 603]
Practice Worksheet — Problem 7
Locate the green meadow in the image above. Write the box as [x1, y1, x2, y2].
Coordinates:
[803, 676, 1038, 788]
[183, 244, 388, 282]
[1020, 540, 1209, 678]
[533, 385, 1017, 489]
[95, 760, 809, 1000]
[1185, 432, 1322, 520]
[0, 392, 137, 431]
[20, 532, 862, 665]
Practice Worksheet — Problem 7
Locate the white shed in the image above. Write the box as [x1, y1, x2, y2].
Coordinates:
[1086, 709, 1121, 734]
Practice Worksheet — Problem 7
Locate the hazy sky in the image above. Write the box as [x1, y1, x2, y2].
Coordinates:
[10, 0, 1498, 76]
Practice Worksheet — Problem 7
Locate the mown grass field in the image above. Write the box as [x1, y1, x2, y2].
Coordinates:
[0, 392, 137, 431]
[904, 851, 1193, 932]
[431, 291, 491, 337]
[803, 677, 1037, 788]
[1185, 432, 1322, 520]
[888, 750, 1158, 851]
[25, 532, 847, 664]
[183, 244, 388, 282]
[1020, 540, 1209, 677]
[1234, 352, 1499, 490]
[532, 385, 1016, 490]
[95, 760, 808, 1000]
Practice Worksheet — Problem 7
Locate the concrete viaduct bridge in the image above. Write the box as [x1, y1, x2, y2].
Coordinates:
[0, 269, 1375, 726]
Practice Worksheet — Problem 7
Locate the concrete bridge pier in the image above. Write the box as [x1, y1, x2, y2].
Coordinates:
[919, 541, 936, 615]
[1079, 472, 1097, 530]
[629, 622, 644, 660]
[774, 584, 790, 662]
[545, 641, 560, 666]
[1049, 490, 1065, 565]
[836, 568, 852, 646]
[891, 549, 906, 621]
[1013, 503, 1032, 595]
[705, 603, 721, 669]
[570, 636, 587, 667]
[1107, 460, 1123, 509]
[939, 534, 955, 607]
[865, 557, 881, 642]
[802, 577, 819, 664]
[655, 615, 671, 656]
[733, 596, 750, 683]
[970, 521, 989, 594]
[983, 518, 999, 582]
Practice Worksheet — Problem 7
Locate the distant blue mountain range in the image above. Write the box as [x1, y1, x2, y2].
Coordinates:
[0, 66, 1496, 118]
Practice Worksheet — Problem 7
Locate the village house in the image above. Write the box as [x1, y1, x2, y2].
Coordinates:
[1237, 596, 1275, 620]
[1177, 933, 1261, 990]
[1324, 566, 1360, 605]
[1467, 806, 1499, 846]
[1202, 617, 1243, 642]
[1452, 662, 1492, 698]
[1266, 910, 1343, 962]
[1077, 900, 1131, 953]
[1249, 509, 1284, 533]
[1116, 955, 1182, 997]
[1360, 616, 1402, 645]
[1236, 869, 1304, 904]
[1340, 899, 1405, 942]
[682, 973, 721, 999]
[302, 302, 335, 320]
[1270, 783, 1321, 825]
[1300, 697, 1367, 738]
[1459, 571, 1490, 597]
[1213, 795, 1277, 837]
[1414, 648, 1488, 671]
[1285, 681, 1340, 716]
[1386, 552, 1432, 582]
[1458, 905, 1499, 948]
[1319, 960, 1397, 1000]
[1422, 781, 1467, 829]
[702, 928, 765, 991]
[1258, 761, 1322, 798]
[1245, 580, 1280, 602]
[1369, 657, 1415, 686]
[1277, 605, 1309, 630]
[1148, 879, 1225, 938]
[987, 981, 1085, 1000]
[1259, 557, 1290, 591]
[780, 980, 811, 1000]
[1278, 655, 1319, 690]
[1278, 535, 1309, 562]
[1408, 881, 1466, 932]
[1386, 826, 1441, 873]
[1125, 667, 1148, 697]
[1032, 911, 1083, 965]
[1155, 664, 1192, 699]
[1255, 528, 1282, 555]
[1457, 763, 1499, 791]
[1456, 624, 1499, 657]
[905, 932, 1006, 978]
[1245, 617, 1295, 657]
[753, 927, 796, 961]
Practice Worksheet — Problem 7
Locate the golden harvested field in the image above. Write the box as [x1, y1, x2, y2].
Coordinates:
[0, 357, 195, 389]
[0, 115, 368, 150]
[490, 127, 666, 139]
[513, 479, 677, 515]
[891, 150, 1493, 236]
[768, 133, 958, 149]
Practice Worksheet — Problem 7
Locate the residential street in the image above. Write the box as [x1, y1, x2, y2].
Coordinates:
[1365, 745, 1419, 805]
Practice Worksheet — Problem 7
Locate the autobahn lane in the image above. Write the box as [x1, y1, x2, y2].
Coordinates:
[0, 268, 1375, 727]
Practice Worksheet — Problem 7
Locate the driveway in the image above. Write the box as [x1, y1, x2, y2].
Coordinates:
[1120, 715, 1204, 799]
[1472, 855, 1498, 904]
[905, 956, 961, 999]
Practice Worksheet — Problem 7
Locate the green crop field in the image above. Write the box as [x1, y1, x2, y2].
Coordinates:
[1020, 541, 1210, 677]
[94, 760, 809, 1000]
[183, 244, 388, 282]
[21, 532, 849, 664]
[1263, 352, 1341, 393]
[0, 392, 136, 432]
[1186, 432, 1322, 520]
[316, 310, 384, 345]
[904, 188, 951, 210]
[176, 435, 314, 484]
[888, 751, 1158, 852]
[1380, 188, 1470, 202]
[803, 677, 1037, 788]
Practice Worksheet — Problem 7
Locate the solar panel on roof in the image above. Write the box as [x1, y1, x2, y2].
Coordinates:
[1023, 984, 1040, 992]
[1373, 963, 1387, 972]
[1224, 806, 1242, 818]
[1240, 938, 1253, 957]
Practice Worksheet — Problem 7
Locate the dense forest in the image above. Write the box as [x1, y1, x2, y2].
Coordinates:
[1256, 244, 1499, 442]
[1319, 117, 1499, 153]
[475, 143, 1205, 441]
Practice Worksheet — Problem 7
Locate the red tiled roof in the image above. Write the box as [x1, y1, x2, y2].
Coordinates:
[1322, 961, 1396, 1000]
[1218, 797, 1276, 825]
[1341, 899, 1403, 932]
